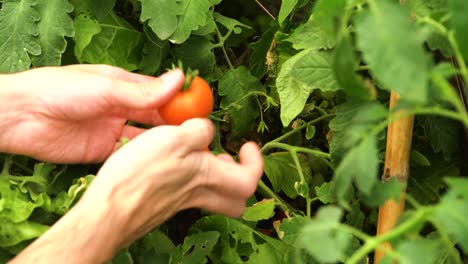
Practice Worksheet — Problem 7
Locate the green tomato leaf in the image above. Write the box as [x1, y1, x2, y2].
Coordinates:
[298, 206, 353, 263]
[170, 35, 216, 78]
[382, 239, 440, 264]
[74, 12, 142, 71]
[335, 136, 379, 208]
[242, 199, 275, 222]
[433, 177, 468, 252]
[0, 219, 48, 247]
[169, 0, 213, 44]
[450, 0, 468, 60]
[315, 181, 337, 204]
[263, 152, 312, 199]
[31, 0, 74, 67]
[356, 0, 430, 103]
[170, 231, 220, 263]
[138, 0, 181, 40]
[419, 116, 462, 160]
[191, 215, 294, 263]
[278, 215, 309, 244]
[285, 17, 335, 50]
[277, 49, 339, 126]
[213, 12, 251, 34]
[139, 24, 169, 75]
[218, 66, 265, 138]
[278, 0, 298, 26]
[0, 0, 40, 73]
[361, 178, 405, 208]
[313, 0, 346, 41]
[249, 23, 278, 78]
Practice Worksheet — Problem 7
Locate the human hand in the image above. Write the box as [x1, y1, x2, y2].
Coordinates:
[0, 64, 184, 163]
[11, 118, 264, 263]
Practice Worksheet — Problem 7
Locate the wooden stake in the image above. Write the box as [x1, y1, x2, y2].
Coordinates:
[374, 93, 414, 263]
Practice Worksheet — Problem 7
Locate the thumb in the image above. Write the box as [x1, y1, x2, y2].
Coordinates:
[109, 69, 184, 109]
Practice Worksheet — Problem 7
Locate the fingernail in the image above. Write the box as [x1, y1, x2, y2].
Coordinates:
[160, 69, 184, 86]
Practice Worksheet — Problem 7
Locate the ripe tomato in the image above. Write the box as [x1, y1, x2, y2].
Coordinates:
[159, 76, 214, 125]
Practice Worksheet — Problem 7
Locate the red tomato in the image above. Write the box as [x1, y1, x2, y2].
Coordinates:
[159, 76, 214, 125]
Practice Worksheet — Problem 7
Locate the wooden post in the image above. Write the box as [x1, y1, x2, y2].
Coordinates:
[374, 93, 414, 263]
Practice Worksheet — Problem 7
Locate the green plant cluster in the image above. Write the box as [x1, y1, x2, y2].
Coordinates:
[0, 0, 467, 263]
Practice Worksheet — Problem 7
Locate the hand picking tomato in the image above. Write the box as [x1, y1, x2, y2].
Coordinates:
[159, 74, 214, 125]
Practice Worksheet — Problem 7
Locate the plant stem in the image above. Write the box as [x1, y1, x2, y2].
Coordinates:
[447, 31, 468, 98]
[262, 142, 330, 158]
[264, 113, 335, 146]
[257, 180, 297, 213]
[213, 23, 234, 69]
[347, 209, 427, 264]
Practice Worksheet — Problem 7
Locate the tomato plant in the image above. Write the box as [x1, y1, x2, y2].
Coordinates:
[0, 0, 467, 263]
[160, 75, 214, 125]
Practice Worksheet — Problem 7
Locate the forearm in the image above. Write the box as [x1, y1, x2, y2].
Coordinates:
[9, 200, 123, 264]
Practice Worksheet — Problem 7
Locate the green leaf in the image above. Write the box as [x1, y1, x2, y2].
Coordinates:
[298, 206, 352, 263]
[213, 12, 251, 34]
[109, 249, 133, 264]
[218, 66, 265, 138]
[139, 0, 181, 40]
[249, 24, 278, 78]
[89, 0, 116, 20]
[242, 199, 275, 222]
[315, 181, 337, 204]
[305, 124, 316, 140]
[0, 0, 40, 73]
[31, 0, 74, 67]
[277, 49, 340, 126]
[345, 202, 365, 230]
[0, 219, 48, 247]
[285, 17, 335, 50]
[170, 231, 220, 263]
[170, 35, 216, 78]
[382, 239, 440, 264]
[433, 177, 468, 252]
[74, 12, 142, 71]
[419, 116, 462, 160]
[169, 0, 213, 44]
[278, 215, 309, 244]
[410, 150, 431, 167]
[139, 24, 169, 75]
[278, 0, 298, 26]
[450, 0, 468, 60]
[263, 152, 311, 199]
[356, 0, 430, 103]
[313, 0, 346, 41]
[335, 136, 379, 208]
[191, 215, 294, 263]
[361, 178, 405, 208]
[333, 36, 372, 100]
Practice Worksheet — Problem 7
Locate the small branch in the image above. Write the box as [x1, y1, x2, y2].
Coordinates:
[255, 0, 276, 20]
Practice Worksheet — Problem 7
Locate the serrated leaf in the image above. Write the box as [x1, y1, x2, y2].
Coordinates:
[450, 0, 468, 60]
[218, 66, 265, 138]
[249, 24, 278, 78]
[139, 24, 169, 75]
[278, 215, 309, 244]
[213, 12, 251, 34]
[315, 181, 337, 204]
[433, 177, 468, 252]
[278, 0, 298, 26]
[0, 0, 40, 73]
[361, 178, 405, 208]
[419, 116, 462, 160]
[169, 0, 212, 44]
[335, 136, 379, 208]
[0, 219, 48, 247]
[313, 0, 346, 41]
[333, 36, 372, 100]
[170, 231, 220, 263]
[74, 12, 142, 71]
[285, 17, 335, 50]
[31, 0, 74, 67]
[242, 199, 275, 222]
[356, 0, 429, 103]
[263, 152, 312, 199]
[139, 0, 181, 40]
[90, 0, 116, 20]
[298, 206, 352, 263]
[170, 35, 215, 78]
[191, 215, 294, 263]
[277, 49, 339, 126]
[382, 239, 440, 264]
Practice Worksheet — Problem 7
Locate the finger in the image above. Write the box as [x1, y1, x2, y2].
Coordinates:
[126, 108, 165, 126]
[184, 187, 248, 218]
[176, 118, 215, 152]
[121, 125, 147, 140]
[238, 142, 264, 181]
[64, 64, 154, 83]
[216, 153, 236, 163]
[108, 69, 184, 109]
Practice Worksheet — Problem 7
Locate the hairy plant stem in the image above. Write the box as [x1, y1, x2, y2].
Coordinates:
[257, 180, 297, 213]
[213, 24, 234, 69]
[346, 209, 427, 264]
